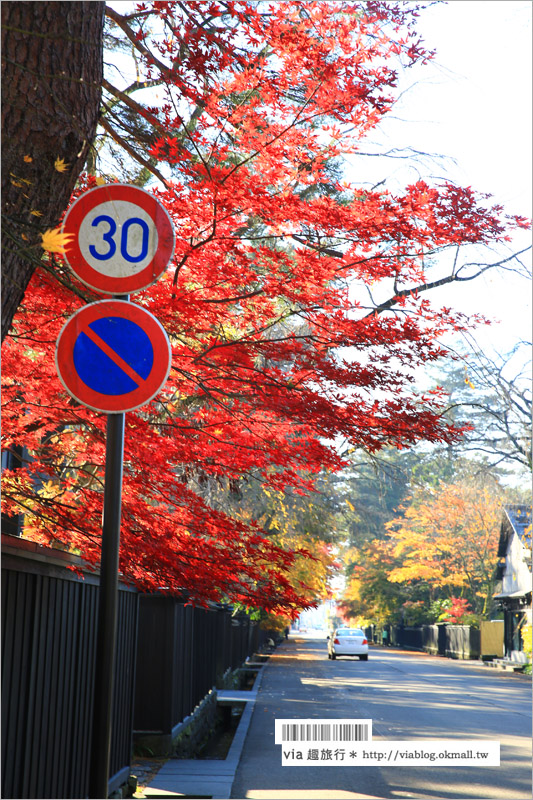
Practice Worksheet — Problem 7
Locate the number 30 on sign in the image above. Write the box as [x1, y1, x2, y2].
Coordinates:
[61, 184, 175, 295]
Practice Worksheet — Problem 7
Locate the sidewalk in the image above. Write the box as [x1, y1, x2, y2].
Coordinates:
[377, 643, 530, 677]
[140, 667, 266, 799]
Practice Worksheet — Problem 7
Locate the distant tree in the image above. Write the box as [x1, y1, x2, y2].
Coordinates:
[440, 339, 532, 473]
[340, 477, 503, 624]
[339, 539, 406, 625]
[336, 446, 460, 549]
[386, 479, 502, 616]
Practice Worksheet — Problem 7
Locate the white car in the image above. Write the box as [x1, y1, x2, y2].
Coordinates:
[327, 628, 369, 660]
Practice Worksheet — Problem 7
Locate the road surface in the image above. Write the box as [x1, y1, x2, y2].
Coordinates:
[231, 634, 531, 800]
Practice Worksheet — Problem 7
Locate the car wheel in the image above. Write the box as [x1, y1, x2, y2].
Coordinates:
[360, 654, 368, 661]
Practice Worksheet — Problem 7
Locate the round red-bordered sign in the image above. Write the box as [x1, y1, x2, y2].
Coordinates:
[61, 184, 175, 294]
[55, 300, 172, 413]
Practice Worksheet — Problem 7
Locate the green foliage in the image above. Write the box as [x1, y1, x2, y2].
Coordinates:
[338, 447, 479, 551]
[337, 449, 422, 547]
[401, 601, 433, 626]
[430, 598, 452, 623]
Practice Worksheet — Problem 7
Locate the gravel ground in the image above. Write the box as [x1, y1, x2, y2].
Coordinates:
[131, 757, 168, 797]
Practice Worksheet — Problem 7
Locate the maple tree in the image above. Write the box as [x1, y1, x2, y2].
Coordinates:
[339, 479, 502, 625]
[338, 448, 524, 625]
[439, 597, 474, 625]
[1, 1, 530, 616]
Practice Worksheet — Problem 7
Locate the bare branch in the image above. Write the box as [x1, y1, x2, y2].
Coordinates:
[98, 116, 170, 187]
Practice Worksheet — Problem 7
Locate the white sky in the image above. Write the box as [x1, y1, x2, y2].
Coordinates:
[354, 0, 532, 356]
[407, 0, 531, 216]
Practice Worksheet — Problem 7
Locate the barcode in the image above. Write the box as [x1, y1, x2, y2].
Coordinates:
[275, 719, 372, 745]
[280, 722, 370, 742]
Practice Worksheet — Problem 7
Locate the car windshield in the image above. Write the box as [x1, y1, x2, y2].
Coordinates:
[336, 629, 363, 636]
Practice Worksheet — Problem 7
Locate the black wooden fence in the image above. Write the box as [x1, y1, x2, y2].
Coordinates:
[1, 534, 265, 799]
[367, 622, 481, 659]
[2, 536, 138, 799]
[133, 595, 263, 750]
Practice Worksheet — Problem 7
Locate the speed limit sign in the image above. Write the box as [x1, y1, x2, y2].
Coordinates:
[61, 184, 175, 294]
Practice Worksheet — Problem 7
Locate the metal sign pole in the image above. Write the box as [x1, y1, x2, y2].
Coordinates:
[88, 410, 125, 799]
[88, 292, 129, 799]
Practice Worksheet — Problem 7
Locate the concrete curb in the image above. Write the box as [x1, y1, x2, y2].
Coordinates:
[227, 662, 266, 765]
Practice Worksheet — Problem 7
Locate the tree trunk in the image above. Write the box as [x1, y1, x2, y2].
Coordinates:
[1, 1, 105, 342]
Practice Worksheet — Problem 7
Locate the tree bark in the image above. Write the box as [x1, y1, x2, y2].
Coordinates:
[1, 1, 105, 342]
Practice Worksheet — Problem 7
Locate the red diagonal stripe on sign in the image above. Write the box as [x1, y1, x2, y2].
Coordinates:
[82, 323, 147, 387]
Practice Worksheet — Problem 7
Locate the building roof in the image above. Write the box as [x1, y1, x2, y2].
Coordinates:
[497, 504, 532, 558]
[505, 505, 532, 547]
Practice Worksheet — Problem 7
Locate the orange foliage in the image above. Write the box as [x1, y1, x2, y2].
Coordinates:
[386, 482, 502, 613]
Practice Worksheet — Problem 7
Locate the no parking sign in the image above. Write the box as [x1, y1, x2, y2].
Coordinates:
[55, 300, 171, 413]
[61, 183, 175, 294]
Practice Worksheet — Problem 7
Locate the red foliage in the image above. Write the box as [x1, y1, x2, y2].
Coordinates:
[1, 1, 528, 614]
[442, 598, 473, 624]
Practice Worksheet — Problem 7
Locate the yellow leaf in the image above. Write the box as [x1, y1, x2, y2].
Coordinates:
[54, 157, 69, 173]
[463, 368, 474, 389]
[41, 227, 74, 255]
[95, 176, 107, 186]
[346, 499, 355, 512]
[30, 209, 43, 217]
[10, 172, 31, 185]
[23, 155, 33, 163]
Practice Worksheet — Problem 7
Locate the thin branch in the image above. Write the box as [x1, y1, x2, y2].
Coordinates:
[98, 116, 170, 187]
[201, 288, 264, 304]
[105, 6, 175, 79]
[102, 78, 166, 133]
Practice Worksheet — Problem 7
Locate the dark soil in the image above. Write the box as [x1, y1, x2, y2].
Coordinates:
[197, 708, 243, 760]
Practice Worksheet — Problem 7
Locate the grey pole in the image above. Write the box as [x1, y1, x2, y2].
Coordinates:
[88, 411, 125, 799]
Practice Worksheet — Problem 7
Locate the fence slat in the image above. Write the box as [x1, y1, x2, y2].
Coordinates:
[2, 542, 137, 799]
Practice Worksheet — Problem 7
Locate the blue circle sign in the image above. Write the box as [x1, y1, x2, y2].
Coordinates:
[55, 300, 171, 413]
[73, 316, 154, 395]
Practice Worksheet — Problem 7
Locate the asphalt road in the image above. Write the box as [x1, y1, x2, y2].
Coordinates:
[231, 634, 532, 800]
